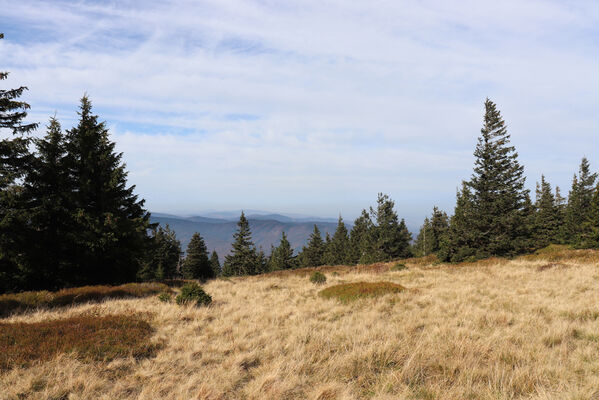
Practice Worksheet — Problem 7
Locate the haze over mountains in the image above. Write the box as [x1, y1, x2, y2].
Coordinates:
[150, 211, 341, 260]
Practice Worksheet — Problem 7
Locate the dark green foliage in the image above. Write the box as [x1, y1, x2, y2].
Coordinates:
[268, 231, 296, 270]
[370, 193, 412, 261]
[390, 262, 407, 271]
[323, 216, 350, 265]
[309, 271, 326, 284]
[532, 176, 561, 248]
[348, 209, 376, 264]
[157, 292, 172, 303]
[564, 158, 597, 245]
[139, 225, 181, 281]
[175, 282, 212, 306]
[579, 182, 599, 249]
[210, 250, 221, 277]
[413, 207, 449, 257]
[441, 99, 530, 261]
[298, 225, 325, 268]
[181, 232, 212, 280]
[222, 212, 262, 276]
[439, 182, 477, 262]
[63, 96, 153, 286]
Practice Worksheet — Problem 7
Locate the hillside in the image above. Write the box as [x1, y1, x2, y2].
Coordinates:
[151, 213, 341, 258]
[3, 248, 599, 399]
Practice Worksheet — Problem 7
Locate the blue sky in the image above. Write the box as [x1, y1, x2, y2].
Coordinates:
[2, 0, 599, 228]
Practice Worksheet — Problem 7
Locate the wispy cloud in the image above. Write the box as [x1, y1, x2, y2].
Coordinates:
[2, 0, 599, 224]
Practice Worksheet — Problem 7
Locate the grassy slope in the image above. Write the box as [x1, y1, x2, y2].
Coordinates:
[3, 248, 599, 399]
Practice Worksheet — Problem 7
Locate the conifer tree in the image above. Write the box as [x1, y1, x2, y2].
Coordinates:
[269, 231, 295, 270]
[139, 224, 181, 281]
[181, 232, 212, 280]
[439, 182, 477, 262]
[222, 212, 259, 276]
[564, 158, 597, 245]
[63, 96, 153, 285]
[299, 225, 325, 268]
[414, 206, 449, 257]
[370, 193, 411, 260]
[532, 176, 560, 248]
[349, 209, 376, 264]
[448, 99, 529, 260]
[210, 250, 221, 277]
[580, 182, 599, 249]
[323, 216, 351, 265]
[0, 33, 39, 293]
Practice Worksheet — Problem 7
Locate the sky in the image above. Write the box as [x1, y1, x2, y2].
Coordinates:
[2, 0, 599, 228]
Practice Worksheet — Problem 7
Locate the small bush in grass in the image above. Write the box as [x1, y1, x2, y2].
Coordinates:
[390, 263, 407, 271]
[0, 313, 160, 371]
[310, 271, 327, 284]
[319, 281, 405, 302]
[175, 282, 212, 306]
[157, 292, 172, 303]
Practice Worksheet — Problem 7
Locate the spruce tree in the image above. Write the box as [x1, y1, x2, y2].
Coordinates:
[564, 158, 597, 245]
[0, 33, 38, 293]
[181, 232, 212, 280]
[210, 250, 221, 277]
[139, 224, 181, 281]
[370, 193, 411, 261]
[580, 182, 599, 249]
[532, 176, 560, 248]
[222, 212, 259, 276]
[64, 95, 153, 285]
[349, 209, 376, 264]
[439, 182, 477, 262]
[323, 216, 350, 265]
[299, 225, 325, 268]
[269, 231, 295, 270]
[414, 206, 449, 257]
[462, 99, 529, 259]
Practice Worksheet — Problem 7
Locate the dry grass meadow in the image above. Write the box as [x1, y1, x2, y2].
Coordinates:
[3, 247, 599, 399]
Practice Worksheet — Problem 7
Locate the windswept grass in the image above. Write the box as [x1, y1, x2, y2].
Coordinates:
[0, 313, 159, 371]
[0, 282, 171, 317]
[320, 281, 406, 302]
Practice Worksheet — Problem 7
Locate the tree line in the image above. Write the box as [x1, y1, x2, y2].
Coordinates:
[3, 32, 599, 290]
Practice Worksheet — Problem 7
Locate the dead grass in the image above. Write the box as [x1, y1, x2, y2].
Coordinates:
[3, 248, 599, 399]
[319, 282, 406, 302]
[0, 312, 159, 371]
[0, 282, 172, 317]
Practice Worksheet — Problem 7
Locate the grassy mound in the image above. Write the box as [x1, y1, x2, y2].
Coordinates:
[319, 281, 405, 302]
[0, 282, 172, 317]
[0, 313, 160, 371]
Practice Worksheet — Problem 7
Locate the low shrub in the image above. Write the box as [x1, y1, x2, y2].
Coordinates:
[0, 283, 172, 318]
[319, 281, 406, 303]
[390, 263, 407, 271]
[175, 282, 212, 306]
[310, 271, 327, 284]
[157, 292, 172, 302]
[0, 313, 160, 371]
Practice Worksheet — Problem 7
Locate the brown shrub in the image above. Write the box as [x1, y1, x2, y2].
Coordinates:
[319, 281, 406, 302]
[0, 313, 160, 371]
[0, 283, 172, 318]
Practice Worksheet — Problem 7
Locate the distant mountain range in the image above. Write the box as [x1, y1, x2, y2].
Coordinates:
[150, 211, 343, 261]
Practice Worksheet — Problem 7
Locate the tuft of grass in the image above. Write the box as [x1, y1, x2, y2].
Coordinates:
[390, 262, 407, 271]
[157, 292, 172, 303]
[175, 282, 212, 306]
[319, 281, 405, 302]
[0, 313, 160, 371]
[309, 271, 327, 284]
[0, 283, 172, 317]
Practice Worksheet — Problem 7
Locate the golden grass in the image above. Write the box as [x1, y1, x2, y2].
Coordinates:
[320, 282, 406, 302]
[3, 249, 599, 399]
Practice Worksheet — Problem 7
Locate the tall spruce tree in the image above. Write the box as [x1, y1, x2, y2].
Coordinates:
[0, 32, 39, 293]
[323, 216, 350, 265]
[349, 209, 376, 264]
[370, 193, 412, 261]
[222, 212, 260, 276]
[21, 118, 72, 289]
[181, 232, 212, 280]
[453, 99, 529, 260]
[139, 224, 181, 281]
[532, 176, 560, 249]
[564, 158, 597, 245]
[210, 250, 221, 277]
[580, 182, 599, 249]
[269, 231, 295, 270]
[299, 225, 325, 268]
[64, 96, 153, 285]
